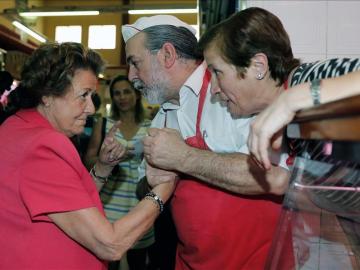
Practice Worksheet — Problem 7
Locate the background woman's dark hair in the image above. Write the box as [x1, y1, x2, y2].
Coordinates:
[14, 42, 105, 109]
[0, 71, 13, 95]
[198, 7, 300, 85]
[0, 71, 16, 124]
[109, 74, 144, 124]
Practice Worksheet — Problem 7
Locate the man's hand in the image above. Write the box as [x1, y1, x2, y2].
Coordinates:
[143, 128, 190, 171]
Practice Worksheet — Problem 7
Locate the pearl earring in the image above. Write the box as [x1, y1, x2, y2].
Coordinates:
[257, 73, 263, 80]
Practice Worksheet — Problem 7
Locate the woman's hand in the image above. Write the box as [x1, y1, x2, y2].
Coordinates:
[248, 91, 296, 170]
[98, 121, 127, 167]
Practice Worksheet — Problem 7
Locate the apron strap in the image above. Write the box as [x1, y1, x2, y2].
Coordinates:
[195, 69, 211, 138]
[283, 78, 289, 90]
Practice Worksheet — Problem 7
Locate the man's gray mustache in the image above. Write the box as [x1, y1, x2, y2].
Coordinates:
[133, 80, 145, 91]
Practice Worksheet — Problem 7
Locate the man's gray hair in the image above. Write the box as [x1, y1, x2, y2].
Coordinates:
[142, 25, 203, 60]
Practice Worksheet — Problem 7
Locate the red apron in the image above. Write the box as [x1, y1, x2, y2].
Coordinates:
[171, 70, 283, 270]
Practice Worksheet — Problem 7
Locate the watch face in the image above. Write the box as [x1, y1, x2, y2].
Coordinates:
[310, 79, 321, 105]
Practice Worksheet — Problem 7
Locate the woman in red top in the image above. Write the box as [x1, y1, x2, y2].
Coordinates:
[0, 42, 175, 270]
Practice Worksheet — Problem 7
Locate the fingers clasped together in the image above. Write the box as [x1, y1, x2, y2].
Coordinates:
[143, 128, 181, 201]
[143, 128, 188, 171]
[98, 121, 127, 166]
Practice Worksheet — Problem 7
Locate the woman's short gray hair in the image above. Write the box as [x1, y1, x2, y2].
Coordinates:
[142, 25, 202, 60]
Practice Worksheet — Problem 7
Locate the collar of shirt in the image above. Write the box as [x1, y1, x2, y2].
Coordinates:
[182, 60, 207, 97]
[16, 108, 53, 129]
[159, 60, 207, 114]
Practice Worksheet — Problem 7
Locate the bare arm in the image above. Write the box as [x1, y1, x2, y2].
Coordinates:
[248, 70, 360, 169]
[144, 128, 289, 195]
[179, 147, 289, 195]
[288, 69, 360, 108]
[145, 162, 179, 187]
[48, 181, 175, 261]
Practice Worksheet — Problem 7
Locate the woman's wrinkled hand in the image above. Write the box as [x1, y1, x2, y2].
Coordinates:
[248, 92, 296, 170]
[98, 121, 127, 167]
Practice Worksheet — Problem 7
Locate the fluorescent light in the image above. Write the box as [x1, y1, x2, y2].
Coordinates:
[128, 9, 198, 15]
[88, 25, 116, 49]
[12, 21, 47, 43]
[19, 11, 99, 17]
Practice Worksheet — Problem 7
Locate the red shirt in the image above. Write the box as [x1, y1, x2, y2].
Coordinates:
[0, 109, 106, 270]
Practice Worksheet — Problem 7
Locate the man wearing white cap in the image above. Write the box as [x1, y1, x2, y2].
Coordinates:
[121, 15, 257, 269]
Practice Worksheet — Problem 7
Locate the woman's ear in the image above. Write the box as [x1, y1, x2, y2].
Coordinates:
[252, 53, 269, 80]
[41, 96, 52, 107]
[160, 42, 177, 68]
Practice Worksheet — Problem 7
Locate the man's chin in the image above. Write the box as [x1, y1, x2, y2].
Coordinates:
[142, 93, 160, 105]
[145, 98, 161, 105]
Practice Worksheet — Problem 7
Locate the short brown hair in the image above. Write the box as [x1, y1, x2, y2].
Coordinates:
[198, 7, 300, 85]
[16, 42, 105, 108]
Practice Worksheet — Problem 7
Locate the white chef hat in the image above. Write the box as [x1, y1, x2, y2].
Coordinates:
[121, 15, 197, 43]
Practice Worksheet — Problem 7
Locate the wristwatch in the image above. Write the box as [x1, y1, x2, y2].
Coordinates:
[310, 79, 321, 105]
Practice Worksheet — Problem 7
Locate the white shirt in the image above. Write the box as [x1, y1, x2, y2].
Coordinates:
[150, 61, 253, 153]
[139, 61, 288, 178]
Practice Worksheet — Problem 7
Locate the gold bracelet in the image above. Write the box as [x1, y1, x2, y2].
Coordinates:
[90, 165, 109, 184]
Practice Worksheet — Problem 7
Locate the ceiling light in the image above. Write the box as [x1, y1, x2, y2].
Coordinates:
[19, 11, 100, 17]
[12, 21, 47, 43]
[128, 9, 198, 15]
